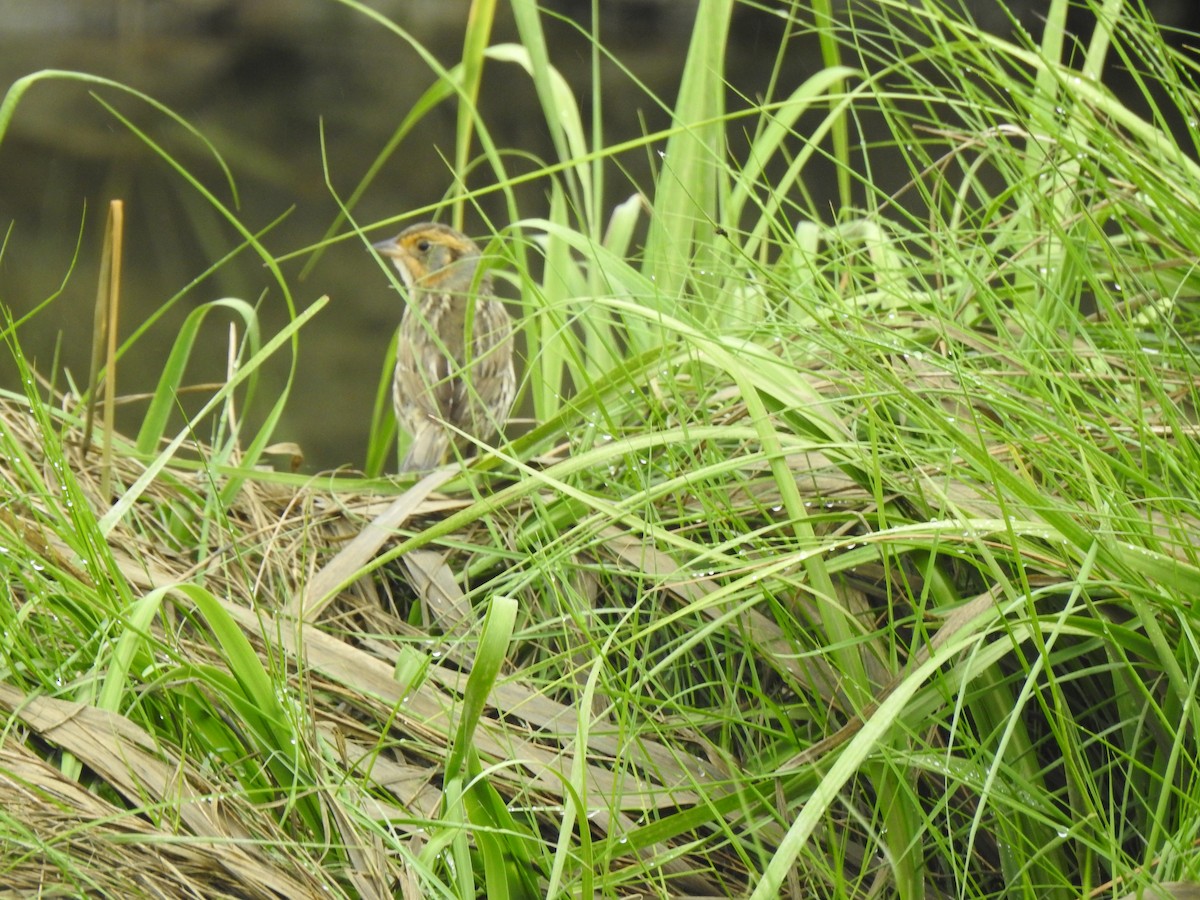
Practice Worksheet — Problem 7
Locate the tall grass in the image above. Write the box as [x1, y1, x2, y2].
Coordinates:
[1, 0, 1200, 897]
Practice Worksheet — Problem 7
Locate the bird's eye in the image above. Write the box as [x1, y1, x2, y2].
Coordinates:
[416, 239, 432, 253]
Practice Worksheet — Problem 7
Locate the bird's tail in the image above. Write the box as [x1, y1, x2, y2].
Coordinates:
[400, 427, 449, 472]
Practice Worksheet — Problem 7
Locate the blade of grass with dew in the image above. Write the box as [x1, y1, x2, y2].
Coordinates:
[2, 325, 142, 781]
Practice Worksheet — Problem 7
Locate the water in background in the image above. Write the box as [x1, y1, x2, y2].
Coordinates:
[0, 0, 1194, 469]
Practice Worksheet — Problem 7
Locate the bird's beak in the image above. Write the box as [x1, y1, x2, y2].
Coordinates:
[372, 236, 400, 255]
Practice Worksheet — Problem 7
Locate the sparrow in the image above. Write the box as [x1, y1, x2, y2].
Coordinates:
[373, 222, 516, 471]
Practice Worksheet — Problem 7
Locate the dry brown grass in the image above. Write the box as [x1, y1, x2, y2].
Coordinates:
[0, 392, 777, 897]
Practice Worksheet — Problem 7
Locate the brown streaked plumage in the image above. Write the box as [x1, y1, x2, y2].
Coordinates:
[373, 222, 515, 471]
